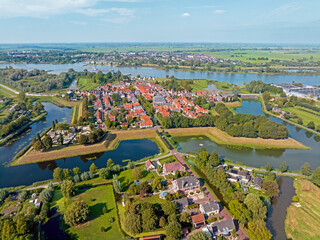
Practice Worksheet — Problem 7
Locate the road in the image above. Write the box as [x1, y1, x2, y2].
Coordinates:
[0, 83, 57, 97]
[226, 164, 306, 177]
[171, 149, 248, 240]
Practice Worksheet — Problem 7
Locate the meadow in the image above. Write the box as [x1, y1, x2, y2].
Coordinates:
[285, 179, 320, 240]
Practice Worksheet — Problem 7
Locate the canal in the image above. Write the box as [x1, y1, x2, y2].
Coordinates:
[0, 102, 160, 188]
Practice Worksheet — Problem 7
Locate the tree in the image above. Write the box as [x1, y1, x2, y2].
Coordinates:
[229, 200, 251, 224]
[99, 168, 110, 179]
[244, 193, 267, 221]
[312, 167, 320, 187]
[73, 167, 81, 176]
[113, 175, 122, 193]
[127, 161, 135, 169]
[42, 135, 53, 149]
[64, 201, 89, 226]
[297, 118, 303, 125]
[300, 163, 311, 176]
[53, 167, 64, 182]
[141, 208, 157, 232]
[89, 163, 98, 173]
[63, 168, 72, 180]
[17, 92, 26, 102]
[58, 133, 64, 145]
[165, 221, 182, 240]
[1, 220, 16, 239]
[107, 158, 114, 168]
[39, 189, 53, 202]
[0, 188, 9, 202]
[179, 211, 190, 224]
[78, 134, 88, 144]
[124, 213, 142, 235]
[280, 161, 287, 172]
[151, 177, 162, 191]
[187, 231, 211, 240]
[132, 167, 143, 180]
[16, 217, 29, 235]
[247, 220, 272, 240]
[265, 163, 272, 172]
[162, 201, 177, 216]
[159, 216, 167, 228]
[208, 150, 220, 167]
[60, 180, 75, 198]
[307, 121, 315, 129]
[261, 181, 279, 197]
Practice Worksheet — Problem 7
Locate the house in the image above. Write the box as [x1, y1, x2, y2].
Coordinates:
[34, 198, 42, 207]
[173, 197, 189, 212]
[145, 160, 156, 171]
[172, 176, 201, 193]
[191, 214, 206, 229]
[209, 219, 235, 237]
[159, 191, 168, 199]
[252, 177, 263, 190]
[139, 235, 161, 240]
[199, 201, 220, 216]
[163, 161, 186, 175]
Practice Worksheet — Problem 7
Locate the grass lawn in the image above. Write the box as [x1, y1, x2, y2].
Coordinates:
[0, 85, 17, 98]
[282, 106, 320, 126]
[78, 77, 100, 91]
[285, 179, 320, 240]
[190, 79, 208, 92]
[52, 185, 123, 240]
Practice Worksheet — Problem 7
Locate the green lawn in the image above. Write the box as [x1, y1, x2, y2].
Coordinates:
[0, 85, 16, 97]
[77, 77, 100, 91]
[52, 185, 123, 240]
[282, 106, 320, 126]
[190, 79, 208, 92]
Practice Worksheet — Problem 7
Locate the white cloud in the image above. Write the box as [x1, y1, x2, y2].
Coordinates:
[213, 9, 226, 14]
[181, 12, 190, 17]
[0, 0, 138, 18]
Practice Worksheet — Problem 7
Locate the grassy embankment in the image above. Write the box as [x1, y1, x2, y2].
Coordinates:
[13, 129, 170, 166]
[51, 184, 123, 240]
[0, 84, 17, 98]
[260, 96, 320, 137]
[282, 106, 320, 127]
[285, 179, 320, 240]
[166, 127, 309, 150]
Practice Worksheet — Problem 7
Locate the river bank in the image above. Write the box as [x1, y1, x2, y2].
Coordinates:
[166, 127, 308, 150]
[12, 129, 169, 166]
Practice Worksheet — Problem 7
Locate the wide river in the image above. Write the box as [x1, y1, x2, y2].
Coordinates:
[0, 62, 319, 85]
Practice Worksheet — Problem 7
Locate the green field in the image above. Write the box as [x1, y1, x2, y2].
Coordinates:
[285, 179, 320, 240]
[77, 77, 100, 90]
[52, 185, 123, 240]
[190, 79, 208, 92]
[282, 106, 320, 127]
[0, 85, 17, 98]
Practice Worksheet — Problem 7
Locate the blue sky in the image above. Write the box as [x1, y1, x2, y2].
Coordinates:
[0, 0, 319, 44]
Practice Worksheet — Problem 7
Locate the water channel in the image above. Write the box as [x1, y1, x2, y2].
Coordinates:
[0, 102, 159, 188]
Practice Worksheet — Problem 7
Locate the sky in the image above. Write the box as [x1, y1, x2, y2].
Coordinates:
[0, 0, 320, 44]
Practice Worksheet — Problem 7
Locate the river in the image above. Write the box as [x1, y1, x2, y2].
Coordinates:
[174, 100, 320, 171]
[0, 102, 159, 188]
[266, 176, 295, 240]
[0, 63, 319, 86]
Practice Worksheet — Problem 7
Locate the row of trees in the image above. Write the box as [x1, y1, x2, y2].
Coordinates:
[245, 80, 283, 94]
[194, 148, 273, 240]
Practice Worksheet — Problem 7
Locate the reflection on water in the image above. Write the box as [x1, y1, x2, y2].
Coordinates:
[1, 62, 319, 86]
[0, 102, 160, 188]
[174, 100, 320, 171]
[266, 177, 295, 240]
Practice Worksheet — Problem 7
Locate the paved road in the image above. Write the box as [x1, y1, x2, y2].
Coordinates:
[226, 164, 305, 177]
[171, 149, 248, 240]
[0, 83, 56, 97]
